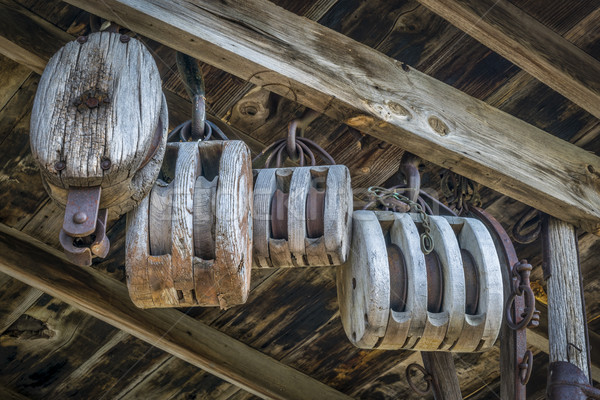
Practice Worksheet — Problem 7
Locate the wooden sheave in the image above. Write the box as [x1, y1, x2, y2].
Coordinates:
[126, 141, 253, 309]
[337, 210, 503, 352]
[253, 165, 352, 268]
[30, 31, 167, 220]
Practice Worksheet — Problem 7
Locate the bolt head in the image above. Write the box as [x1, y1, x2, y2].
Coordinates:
[73, 212, 88, 224]
[85, 97, 100, 108]
[101, 159, 111, 170]
[77, 36, 87, 44]
[54, 161, 66, 171]
[120, 34, 130, 43]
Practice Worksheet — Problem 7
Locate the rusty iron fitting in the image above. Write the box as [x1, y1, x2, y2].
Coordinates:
[406, 363, 433, 396]
[399, 152, 420, 203]
[547, 361, 600, 399]
[505, 260, 538, 330]
[512, 207, 541, 244]
[519, 350, 533, 385]
[59, 187, 110, 266]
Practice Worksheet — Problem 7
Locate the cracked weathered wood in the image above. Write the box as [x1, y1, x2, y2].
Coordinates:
[416, 0, 600, 119]
[544, 216, 590, 380]
[63, 0, 600, 235]
[30, 31, 166, 217]
[127, 141, 252, 309]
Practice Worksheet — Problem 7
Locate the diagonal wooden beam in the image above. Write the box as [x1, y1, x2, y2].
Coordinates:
[60, 0, 600, 235]
[415, 0, 600, 120]
[0, 222, 351, 400]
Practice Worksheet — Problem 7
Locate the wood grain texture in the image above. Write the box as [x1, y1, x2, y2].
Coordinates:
[253, 166, 352, 268]
[0, 222, 351, 400]
[170, 142, 200, 300]
[421, 351, 462, 400]
[545, 216, 590, 379]
[128, 140, 252, 309]
[63, 0, 600, 234]
[211, 140, 253, 308]
[416, 0, 600, 119]
[30, 31, 164, 211]
[444, 216, 503, 352]
[337, 210, 390, 348]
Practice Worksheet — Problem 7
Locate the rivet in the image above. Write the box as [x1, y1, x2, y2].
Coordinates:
[73, 212, 88, 224]
[120, 34, 130, 43]
[54, 161, 66, 171]
[101, 159, 111, 170]
[77, 36, 87, 44]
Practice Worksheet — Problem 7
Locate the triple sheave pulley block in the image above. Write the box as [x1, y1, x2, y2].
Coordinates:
[31, 32, 504, 353]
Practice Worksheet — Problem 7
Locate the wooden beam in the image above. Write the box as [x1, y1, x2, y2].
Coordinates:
[60, 0, 600, 235]
[0, 222, 351, 400]
[415, 0, 600, 120]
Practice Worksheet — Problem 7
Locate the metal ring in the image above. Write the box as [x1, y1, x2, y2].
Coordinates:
[519, 350, 533, 384]
[421, 233, 434, 255]
[405, 363, 432, 396]
[505, 286, 536, 330]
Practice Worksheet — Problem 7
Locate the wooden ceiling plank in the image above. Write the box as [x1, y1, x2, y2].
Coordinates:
[415, 0, 600, 120]
[0, 273, 43, 335]
[0, 223, 351, 400]
[61, 0, 600, 234]
[0, 385, 30, 400]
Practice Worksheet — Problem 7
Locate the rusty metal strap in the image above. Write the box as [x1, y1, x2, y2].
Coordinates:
[548, 362, 600, 399]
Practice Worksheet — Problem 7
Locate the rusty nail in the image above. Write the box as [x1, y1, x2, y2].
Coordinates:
[54, 161, 66, 171]
[73, 212, 88, 224]
[101, 159, 111, 170]
[85, 97, 100, 108]
[120, 34, 130, 43]
[77, 36, 87, 44]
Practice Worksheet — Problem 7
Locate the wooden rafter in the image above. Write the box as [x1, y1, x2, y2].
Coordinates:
[59, 0, 600, 235]
[415, 0, 600, 120]
[0, 223, 351, 400]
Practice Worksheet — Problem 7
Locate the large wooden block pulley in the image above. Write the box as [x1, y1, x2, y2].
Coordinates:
[30, 31, 167, 266]
[337, 210, 503, 352]
[126, 140, 253, 309]
[253, 165, 352, 268]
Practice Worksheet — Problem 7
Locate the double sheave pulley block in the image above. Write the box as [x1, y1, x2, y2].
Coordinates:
[337, 210, 503, 352]
[126, 141, 253, 309]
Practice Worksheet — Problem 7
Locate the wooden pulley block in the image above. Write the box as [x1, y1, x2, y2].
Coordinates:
[253, 165, 352, 268]
[29, 31, 167, 266]
[337, 210, 503, 352]
[126, 140, 253, 309]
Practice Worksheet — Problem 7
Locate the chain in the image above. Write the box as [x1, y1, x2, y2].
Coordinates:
[505, 260, 540, 330]
[366, 186, 434, 254]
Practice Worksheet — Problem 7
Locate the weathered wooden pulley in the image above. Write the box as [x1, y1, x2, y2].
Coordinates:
[126, 140, 253, 309]
[337, 210, 503, 352]
[30, 31, 167, 266]
[253, 165, 352, 268]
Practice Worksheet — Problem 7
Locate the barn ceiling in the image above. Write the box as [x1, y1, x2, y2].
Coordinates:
[0, 0, 599, 399]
